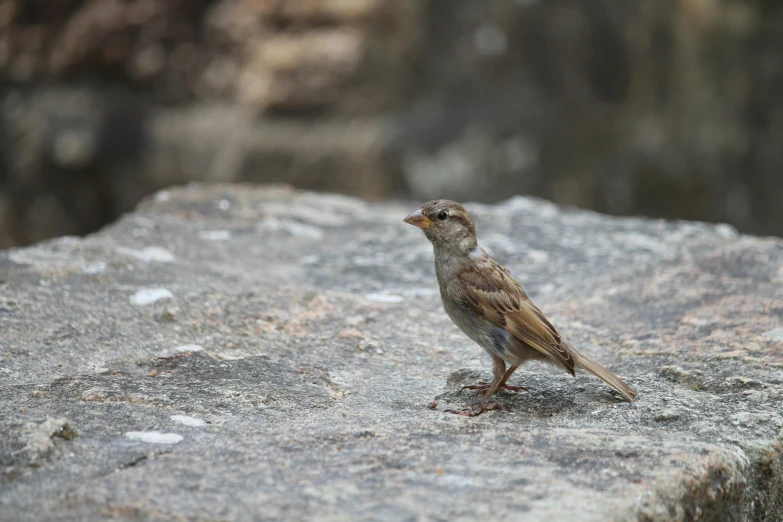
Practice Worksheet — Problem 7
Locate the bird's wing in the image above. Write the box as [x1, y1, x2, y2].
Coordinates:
[451, 258, 575, 375]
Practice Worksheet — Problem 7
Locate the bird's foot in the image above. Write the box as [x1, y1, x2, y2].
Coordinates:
[462, 381, 527, 394]
[445, 401, 503, 417]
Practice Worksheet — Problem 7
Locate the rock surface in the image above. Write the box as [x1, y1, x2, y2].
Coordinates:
[1, 185, 782, 521]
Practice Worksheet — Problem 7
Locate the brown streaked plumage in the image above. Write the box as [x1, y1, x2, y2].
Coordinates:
[404, 199, 637, 416]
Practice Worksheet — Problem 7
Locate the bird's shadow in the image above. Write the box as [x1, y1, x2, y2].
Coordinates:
[433, 367, 626, 418]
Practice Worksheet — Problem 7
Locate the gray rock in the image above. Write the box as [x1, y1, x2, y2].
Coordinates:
[1, 418, 77, 481]
[0, 185, 781, 521]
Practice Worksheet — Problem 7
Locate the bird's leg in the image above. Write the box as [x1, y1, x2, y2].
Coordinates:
[498, 364, 526, 391]
[462, 364, 526, 394]
[447, 356, 507, 416]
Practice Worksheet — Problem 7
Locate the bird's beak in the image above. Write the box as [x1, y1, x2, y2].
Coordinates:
[403, 208, 433, 229]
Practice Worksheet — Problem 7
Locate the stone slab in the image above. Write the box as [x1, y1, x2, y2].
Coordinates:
[1, 185, 781, 521]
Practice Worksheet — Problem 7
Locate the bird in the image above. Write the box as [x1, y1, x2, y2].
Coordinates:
[404, 199, 637, 416]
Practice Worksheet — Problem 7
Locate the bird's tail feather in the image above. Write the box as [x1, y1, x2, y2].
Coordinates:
[569, 345, 637, 402]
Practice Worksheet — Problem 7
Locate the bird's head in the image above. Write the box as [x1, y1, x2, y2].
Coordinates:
[404, 200, 477, 254]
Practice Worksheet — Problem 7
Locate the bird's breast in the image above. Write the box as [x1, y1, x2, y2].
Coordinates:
[441, 293, 497, 349]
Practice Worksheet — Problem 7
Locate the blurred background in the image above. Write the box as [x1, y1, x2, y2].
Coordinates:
[1, 0, 782, 248]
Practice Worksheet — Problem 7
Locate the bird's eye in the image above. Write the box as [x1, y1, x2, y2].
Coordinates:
[437, 211, 448, 221]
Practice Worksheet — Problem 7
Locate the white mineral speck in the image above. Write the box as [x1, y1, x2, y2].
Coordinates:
[117, 246, 176, 263]
[170, 415, 207, 427]
[199, 230, 232, 241]
[259, 218, 324, 240]
[763, 328, 783, 343]
[130, 288, 174, 306]
[527, 250, 549, 263]
[82, 262, 106, 274]
[124, 431, 183, 444]
[175, 344, 203, 353]
[299, 255, 320, 265]
[365, 293, 404, 303]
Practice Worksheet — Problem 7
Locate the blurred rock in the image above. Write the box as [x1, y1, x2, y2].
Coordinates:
[0, 0, 418, 111]
[2, 0, 783, 246]
[402, 0, 783, 237]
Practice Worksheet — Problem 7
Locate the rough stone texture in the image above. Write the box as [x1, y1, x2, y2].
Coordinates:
[1, 185, 782, 521]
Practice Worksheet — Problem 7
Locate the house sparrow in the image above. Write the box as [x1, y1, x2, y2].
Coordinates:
[404, 200, 637, 416]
